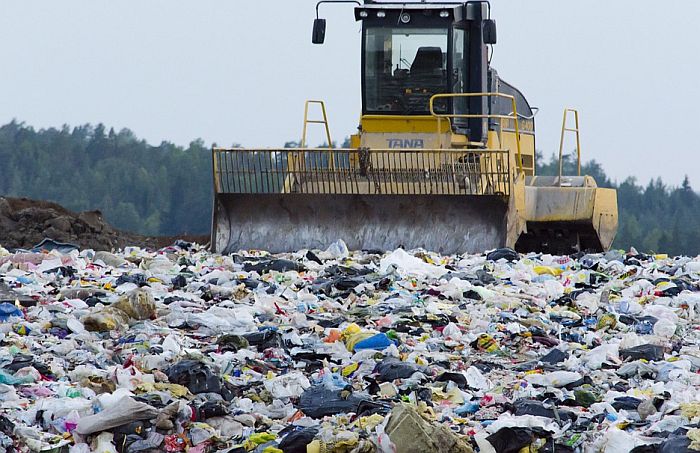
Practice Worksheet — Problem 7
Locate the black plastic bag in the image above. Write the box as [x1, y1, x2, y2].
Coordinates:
[486, 248, 519, 262]
[243, 259, 306, 273]
[540, 348, 568, 365]
[486, 427, 537, 453]
[512, 399, 576, 424]
[374, 357, 425, 382]
[278, 426, 319, 453]
[297, 385, 369, 418]
[166, 360, 222, 395]
[620, 344, 665, 361]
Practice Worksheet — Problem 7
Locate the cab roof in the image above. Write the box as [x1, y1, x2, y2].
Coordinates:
[355, 2, 487, 21]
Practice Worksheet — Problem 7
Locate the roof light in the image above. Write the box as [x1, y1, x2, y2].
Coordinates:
[440, 10, 450, 18]
[377, 11, 386, 18]
[359, 10, 368, 18]
[399, 12, 411, 24]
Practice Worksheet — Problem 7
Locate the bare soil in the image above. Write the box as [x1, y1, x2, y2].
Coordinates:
[0, 196, 209, 251]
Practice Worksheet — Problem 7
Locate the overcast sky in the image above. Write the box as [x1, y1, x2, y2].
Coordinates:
[1, 1, 698, 186]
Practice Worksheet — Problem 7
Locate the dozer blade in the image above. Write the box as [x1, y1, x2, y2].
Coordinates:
[212, 193, 510, 255]
[210, 147, 518, 255]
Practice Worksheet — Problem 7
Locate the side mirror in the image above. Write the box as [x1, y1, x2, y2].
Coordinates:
[312, 18, 327, 44]
[483, 19, 497, 44]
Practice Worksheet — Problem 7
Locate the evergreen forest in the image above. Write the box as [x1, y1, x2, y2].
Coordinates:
[0, 121, 698, 255]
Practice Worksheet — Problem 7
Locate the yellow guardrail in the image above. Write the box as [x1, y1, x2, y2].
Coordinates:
[428, 92, 524, 175]
[300, 100, 335, 171]
[211, 148, 511, 196]
[558, 108, 582, 184]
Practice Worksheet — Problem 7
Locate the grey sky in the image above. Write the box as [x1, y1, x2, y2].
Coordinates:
[0, 1, 698, 186]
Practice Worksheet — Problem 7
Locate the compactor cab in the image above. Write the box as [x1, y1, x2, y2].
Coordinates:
[211, 1, 618, 255]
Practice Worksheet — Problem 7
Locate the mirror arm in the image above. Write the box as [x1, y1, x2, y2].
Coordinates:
[316, 0, 362, 19]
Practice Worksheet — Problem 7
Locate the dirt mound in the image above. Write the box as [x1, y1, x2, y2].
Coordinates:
[0, 196, 208, 251]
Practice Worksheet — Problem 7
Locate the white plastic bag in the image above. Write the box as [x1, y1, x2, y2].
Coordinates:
[525, 371, 582, 388]
[379, 249, 446, 279]
[93, 432, 118, 453]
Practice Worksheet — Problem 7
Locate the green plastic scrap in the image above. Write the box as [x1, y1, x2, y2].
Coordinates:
[565, 433, 583, 447]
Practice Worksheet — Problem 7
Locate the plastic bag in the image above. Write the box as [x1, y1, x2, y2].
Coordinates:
[69, 444, 91, 453]
[166, 360, 222, 395]
[379, 249, 446, 279]
[325, 239, 349, 260]
[264, 372, 311, 399]
[278, 427, 320, 453]
[93, 432, 118, 453]
[513, 399, 576, 424]
[374, 357, 425, 382]
[486, 247, 519, 262]
[75, 396, 159, 435]
[298, 384, 369, 418]
[525, 371, 582, 388]
[620, 344, 665, 362]
[0, 303, 22, 321]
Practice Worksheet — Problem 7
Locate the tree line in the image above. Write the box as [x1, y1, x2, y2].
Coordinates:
[0, 120, 697, 255]
[0, 121, 211, 236]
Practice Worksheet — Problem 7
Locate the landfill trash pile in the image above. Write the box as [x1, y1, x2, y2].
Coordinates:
[0, 196, 207, 252]
[0, 239, 699, 453]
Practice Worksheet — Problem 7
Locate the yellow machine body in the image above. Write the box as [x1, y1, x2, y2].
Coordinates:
[211, 101, 617, 255]
[210, 2, 618, 255]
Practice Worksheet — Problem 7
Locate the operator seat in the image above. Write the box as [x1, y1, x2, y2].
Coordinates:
[409, 46, 446, 111]
[410, 47, 443, 75]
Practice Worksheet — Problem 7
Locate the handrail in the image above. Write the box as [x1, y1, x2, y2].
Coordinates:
[429, 92, 524, 175]
[211, 148, 512, 196]
[211, 147, 509, 153]
[513, 106, 539, 120]
[301, 100, 333, 149]
[300, 100, 335, 187]
[558, 108, 581, 185]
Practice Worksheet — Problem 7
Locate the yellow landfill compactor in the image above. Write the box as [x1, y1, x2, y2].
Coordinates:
[211, 1, 618, 255]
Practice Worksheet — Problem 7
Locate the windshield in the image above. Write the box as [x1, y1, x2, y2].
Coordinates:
[364, 27, 448, 114]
